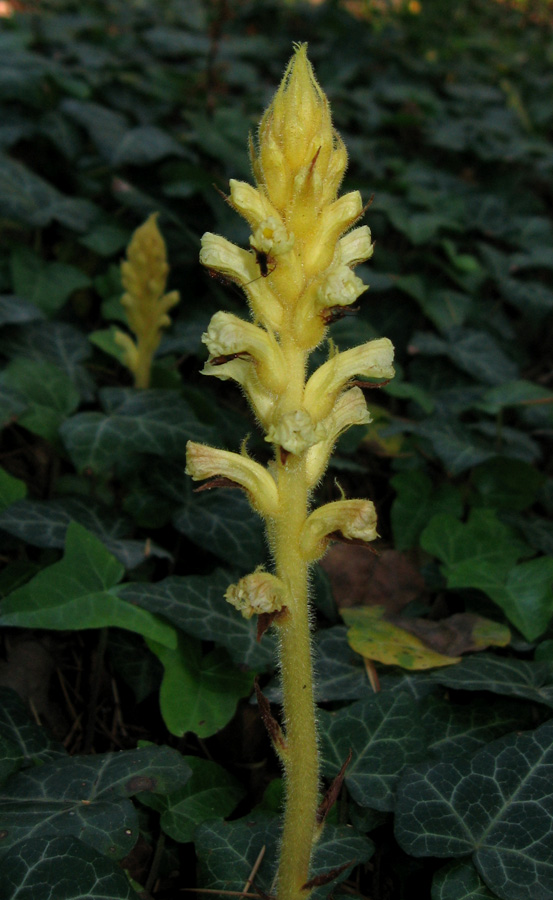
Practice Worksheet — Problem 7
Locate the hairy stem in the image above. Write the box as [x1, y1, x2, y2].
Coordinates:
[273, 348, 318, 899]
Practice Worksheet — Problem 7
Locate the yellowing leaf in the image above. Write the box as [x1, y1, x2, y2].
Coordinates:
[341, 606, 461, 670]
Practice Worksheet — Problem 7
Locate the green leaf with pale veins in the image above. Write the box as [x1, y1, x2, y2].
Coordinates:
[119, 571, 276, 670]
[395, 720, 553, 900]
[423, 695, 536, 761]
[3, 835, 137, 900]
[0, 746, 191, 858]
[1, 359, 80, 442]
[0, 522, 176, 648]
[319, 692, 426, 811]
[147, 631, 254, 738]
[391, 470, 463, 551]
[195, 813, 373, 898]
[428, 654, 553, 708]
[141, 756, 244, 844]
[0, 688, 64, 770]
[421, 509, 553, 640]
[173, 489, 267, 570]
[60, 388, 216, 473]
[432, 860, 502, 899]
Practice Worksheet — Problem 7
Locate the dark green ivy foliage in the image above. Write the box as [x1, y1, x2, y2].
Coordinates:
[0, 1, 552, 898]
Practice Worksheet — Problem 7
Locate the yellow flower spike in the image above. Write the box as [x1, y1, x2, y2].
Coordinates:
[202, 311, 287, 394]
[225, 570, 286, 620]
[190, 45, 395, 900]
[185, 441, 278, 519]
[116, 213, 180, 389]
[300, 498, 378, 562]
[304, 337, 395, 421]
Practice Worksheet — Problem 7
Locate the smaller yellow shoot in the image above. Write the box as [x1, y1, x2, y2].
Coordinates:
[115, 213, 180, 389]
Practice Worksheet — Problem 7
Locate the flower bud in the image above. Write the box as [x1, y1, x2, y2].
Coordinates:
[265, 408, 326, 455]
[316, 264, 367, 311]
[225, 571, 286, 619]
[338, 225, 375, 267]
[250, 218, 295, 257]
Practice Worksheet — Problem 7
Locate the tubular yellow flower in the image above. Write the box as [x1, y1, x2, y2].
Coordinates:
[304, 337, 395, 421]
[185, 441, 278, 518]
[305, 387, 372, 487]
[190, 44, 395, 900]
[300, 498, 378, 562]
[200, 232, 283, 332]
[229, 178, 279, 228]
[116, 213, 179, 389]
[202, 311, 287, 394]
[338, 225, 375, 267]
[225, 571, 286, 619]
[201, 356, 275, 425]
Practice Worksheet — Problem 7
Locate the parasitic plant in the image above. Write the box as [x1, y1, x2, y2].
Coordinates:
[115, 213, 180, 389]
[186, 44, 394, 900]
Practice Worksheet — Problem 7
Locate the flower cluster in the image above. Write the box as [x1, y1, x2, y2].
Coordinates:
[115, 213, 180, 389]
[186, 41, 394, 619]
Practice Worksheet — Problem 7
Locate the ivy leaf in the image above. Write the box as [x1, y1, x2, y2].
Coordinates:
[470, 458, 544, 511]
[0, 688, 64, 768]
[411, 418, 495, 475]
[0, 294, 43, 326]
[147, 632, 254, 738]
[0, 468, 26, 512]
[173, 489, 267, 570]
[61, 388, 216, 473]
[0, 522, 176, 648]
[319, 692, 426, 811]
[421, 510, 553, 640]
[3, 835, 137, 900]
[1, 359, 80, 442]
[195, 813, 373, 898]
[118, 572, 276, 670]
[11, 246, 91, 316]
[143, 756, 244, 844]
[391, 470, 463, 551]
[0, 496, 170, 569]
[423, 695, 536, 761]
[395, 720, 553, 900]
[485, 557, 553, 642]
[432, 860, 502, 899]
[0, 154, 96, 231]
[428, 654, 553, 708]
[0, 746, 191, 858]
[411, 327, 518, 386]
[0, 321, 93, 400]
